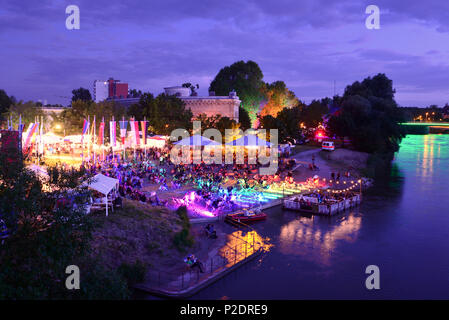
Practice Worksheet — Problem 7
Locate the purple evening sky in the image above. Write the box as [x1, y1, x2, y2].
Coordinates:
[1, 0, 449, 107]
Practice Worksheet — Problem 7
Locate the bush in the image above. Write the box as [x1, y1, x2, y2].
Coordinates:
[118, 260, 147, 286]
[173, 206, 194, 251]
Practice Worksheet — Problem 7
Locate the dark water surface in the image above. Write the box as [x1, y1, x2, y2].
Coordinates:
[191, 134, 449, 299]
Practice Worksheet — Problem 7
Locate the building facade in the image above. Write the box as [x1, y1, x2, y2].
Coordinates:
[93, 78, 129, 103]
[93, 80, 108, 103]
[107, 86, 241, 122]
[164, 86, 241, 122]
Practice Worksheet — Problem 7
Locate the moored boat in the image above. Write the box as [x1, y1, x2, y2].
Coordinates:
[225, 208, 267, 223]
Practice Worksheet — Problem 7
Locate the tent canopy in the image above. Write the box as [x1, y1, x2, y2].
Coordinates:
[173, 134, 221, 146]
[43, 132, 62, 144]
[226, 134, 272, 147]
[84, 173, 119, 196]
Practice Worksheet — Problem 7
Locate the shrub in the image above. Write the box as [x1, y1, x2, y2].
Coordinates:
[118, 260, 147, 286]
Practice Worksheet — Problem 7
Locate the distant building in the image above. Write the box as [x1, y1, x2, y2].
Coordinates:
[108, 78, 128, 99]
[93, 78, 129, 103]
[108, 85, 241, 122]
[93, 80, 108, 103]
[164, 86, 240, 122]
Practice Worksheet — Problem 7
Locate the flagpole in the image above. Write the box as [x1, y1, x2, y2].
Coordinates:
[102, 116, 105, 162]
[132, 118, 136, 162]
[122, 116, 125, 162]
[112, 116, 115, 162]
[144, 116, 147, 159]
[93, 115, 96, 166]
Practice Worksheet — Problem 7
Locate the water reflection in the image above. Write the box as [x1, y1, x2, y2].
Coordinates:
[219, 230, 273, 267]
[279, 213, 362, 266]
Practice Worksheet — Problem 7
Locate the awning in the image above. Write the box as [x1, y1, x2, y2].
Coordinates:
[84, 173, 119, 196]
[226, 134, 272, 147]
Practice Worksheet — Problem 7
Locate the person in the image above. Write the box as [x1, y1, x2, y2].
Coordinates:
[184, 254, 204, 273]
[114, 196, 123, 208]
[205, 224, 217, 239]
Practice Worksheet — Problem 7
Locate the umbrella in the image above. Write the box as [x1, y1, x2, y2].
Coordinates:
[173, 134, 221, 146]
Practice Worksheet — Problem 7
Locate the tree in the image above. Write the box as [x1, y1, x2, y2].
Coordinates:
[193, 113, 239, 138]
[209, 60, 264, 127]
[132, 93, 193, 135]
[343, 73, 395, 101]
[182, 83, 199, 96]
[276, 105, 304, 143]
[0, 152, 129, 299]
[327, 74, 405, 155]
[129, 89, 143, 98]
[0, 89, 13, 120]
[259, 81, 298, 118]
[58, 100, 126, 136]
[7, 101, 49, 131]
[71, 87, 92, 103]
[238, 106, 251, 131]
[302, 100, 329, 127]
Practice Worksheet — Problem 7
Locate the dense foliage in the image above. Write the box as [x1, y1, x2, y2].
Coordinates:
[0, 89, 14, 120]
[327, 73, 406, 154]
[0, 149, 129, 299]
[128, 93, 193, 135]
[71, 87, 92, 102]
[209, 60, 265, 126]
[56, 99, 127, 136]
[260, 81, 299, 118]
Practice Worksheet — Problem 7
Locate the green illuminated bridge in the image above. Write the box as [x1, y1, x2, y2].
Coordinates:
[400, 122, 449, 134]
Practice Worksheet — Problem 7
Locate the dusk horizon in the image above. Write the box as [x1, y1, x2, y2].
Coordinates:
[2, 0, 449, 107]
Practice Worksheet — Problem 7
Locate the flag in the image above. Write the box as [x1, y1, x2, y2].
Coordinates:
[110, 121, 116, 147]
[38, 120, 44, 155]
[99, 118, 105, 145]
[130, 119, 140, 146]
[140, 121, 147, 145]
[119, 120, 128, 145]
[23, 123, 38, 149]
[81, 119, 90, 144]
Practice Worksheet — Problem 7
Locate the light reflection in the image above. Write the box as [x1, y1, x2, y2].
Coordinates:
[279, 214, 362, 265]
[219, 230, 273, 267]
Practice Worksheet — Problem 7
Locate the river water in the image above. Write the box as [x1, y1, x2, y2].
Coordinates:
[192, 134, 449, 299]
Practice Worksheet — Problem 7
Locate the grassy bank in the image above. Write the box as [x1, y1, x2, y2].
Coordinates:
[89, 199, 228, 293]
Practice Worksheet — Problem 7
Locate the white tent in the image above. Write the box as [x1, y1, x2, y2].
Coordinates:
[84, 173, 119, 216]
[173, 134, 221, 146]
[43, 132, 62, 144]
[63, 134, 91, 144]
[225, 134, 272, 147]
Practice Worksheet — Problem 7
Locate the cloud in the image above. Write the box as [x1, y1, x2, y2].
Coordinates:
[1, 0, 449, 106]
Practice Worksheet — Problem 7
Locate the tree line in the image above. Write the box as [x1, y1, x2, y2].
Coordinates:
[1, 60, 424, 156]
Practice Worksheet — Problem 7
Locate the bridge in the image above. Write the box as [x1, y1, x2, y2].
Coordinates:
[400, 122, 449, 134]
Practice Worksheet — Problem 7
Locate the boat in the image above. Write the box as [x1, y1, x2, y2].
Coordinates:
[225, 209, 267, 223]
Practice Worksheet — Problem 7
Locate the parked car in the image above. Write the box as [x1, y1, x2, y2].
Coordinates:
[322, 141, 335, 151]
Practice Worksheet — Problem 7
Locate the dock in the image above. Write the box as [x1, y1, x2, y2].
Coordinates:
[283, 193, 361, 216]
[134, 225, 266, 298]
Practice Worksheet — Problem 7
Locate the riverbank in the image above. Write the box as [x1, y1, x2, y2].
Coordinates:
[89, 199, 233, 290]
[291, 147, 369, 182]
